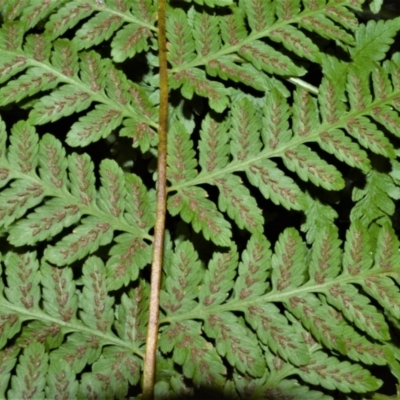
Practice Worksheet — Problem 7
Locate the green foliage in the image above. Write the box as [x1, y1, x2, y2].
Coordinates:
[1, 0, 400, 398]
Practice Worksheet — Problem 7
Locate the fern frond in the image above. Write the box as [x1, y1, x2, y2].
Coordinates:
[0, 28, 158, 151]
[0, 250, 145, 398]
[0, 120, 153, 284]
[2, 0, 400, 397]
[159, 220, 399, 393]
[167, 0, 368, 112]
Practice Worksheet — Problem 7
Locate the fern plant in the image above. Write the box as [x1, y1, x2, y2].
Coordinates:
[1, 0, 400, 398]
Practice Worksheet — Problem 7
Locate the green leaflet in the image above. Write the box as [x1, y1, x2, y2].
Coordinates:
[0, 347, 19, 398]
[0, 21, 25, 51]
[308, 226, 342, 284]
[66, 104, 124, 147]
[67, 152, 97, 206]
[301, 195, 339, 244]
[342, 222, 374, 276]
[44, 216, 114, 265]
[271, 228, 308, 291]
[203, 312, 266, 377]
[0, 67, 59, 106]
[80, 257, 115, 332]
[98, 159, 127, 218]
[168, 187, 233, 247]
[246, 159, 307, 210]
[2, 252, 42, 326]
[198, 114, 230, 172]
[111, 23, 152, 62]
[240, 0, 274, 31]
[346, 116, 395, 158]
[51, 39, 79, 77]
[239, 40, 306, 76]
[215, 174, 264, 233]
[159, 321, 226, 387]
[318, 129, 371, 172]
[351, 169, 400, 229]
[244, 303, 310, 366]
[275, 0, 300, 19]
[88, 346, 142, 398]
[50, 332, 104, 374]
[281, 144, 345, 190]
[0, 52, 27, 85]
[167, 9, 197, 65]
[105, 233, 152, 290]
[260, 379, 333, 400]
[206, 56, 274, 91]
[268, 25, 323, 63]
[161, 240, 204, 314]
[170, 67, 231, 112]
[230, 97, 262, 160]
[74, 11, 124, 50]
[199, 246, 238, 306]
[21, 1, 70, 31]
[325, 283, 390, 340]
[111, 1, 155, 62]
[8, 120, 39, 174]
[45, 1, 94, 39]
[300, 14, 354, 45]
[8, 342, 48, 399]
[16, 320, 64, 352]
[370, 0, 384, 14]
[124, 173, 156, 230]
[8, 198, 82, 246]
[190, 9, 221, 56]
[233, 234, 271, 300]
[79, 50, 106, 92]
[114, 287, 148, 343]
[167, 120, 198, 184]
[296, 351, 382, 393]
[351, 18, 400, 63]
[28, 84, 93, 125]
[45, 358, 78, 400]
[41, 262, 78, 322]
